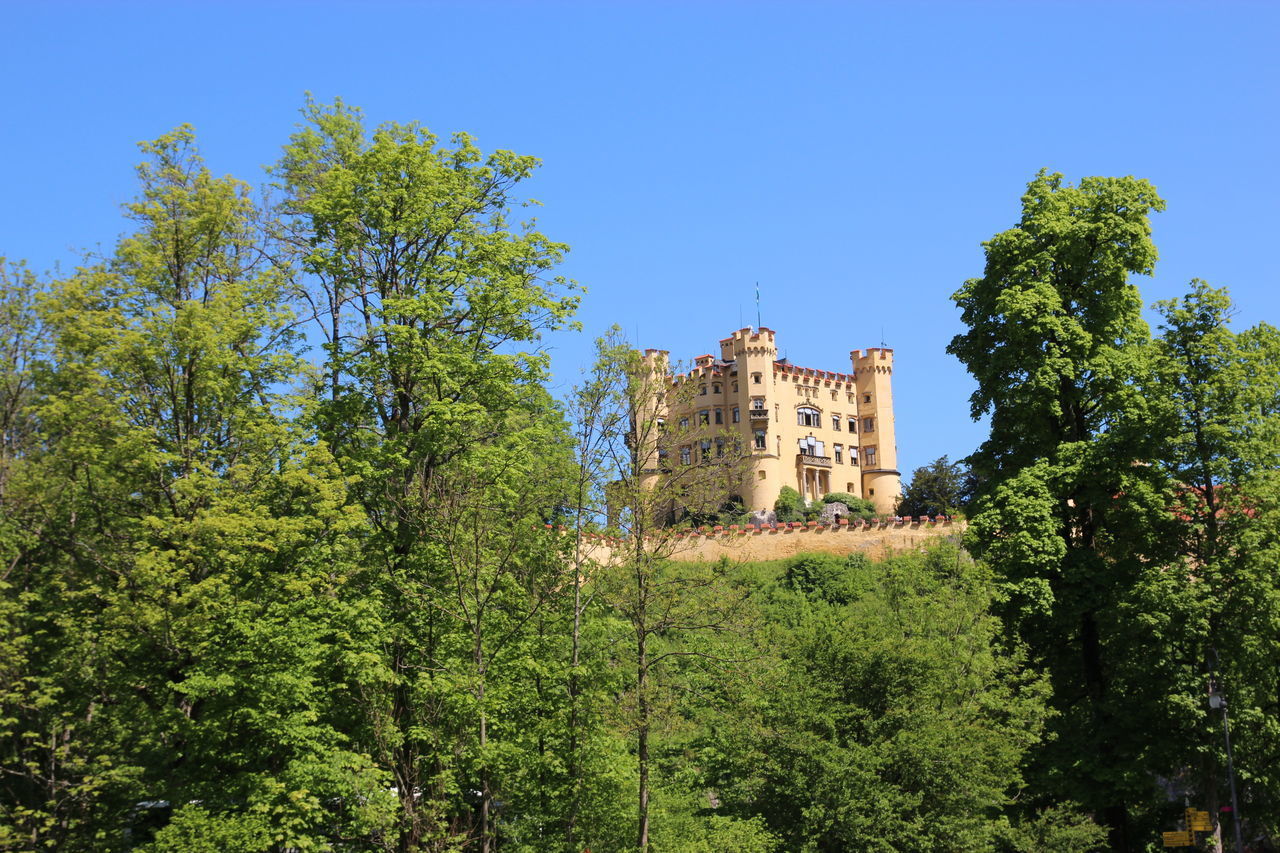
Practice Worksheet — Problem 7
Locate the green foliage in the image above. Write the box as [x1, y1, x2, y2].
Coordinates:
[774, 485, 805, 523]
[694, 544, 1050, 852]
[996, 803, 1109, 852]
[948, 170, 1180, 842]
[820, 491, 877, 521]
[783, 553, 869, 605]
[895, 455, 969, 518]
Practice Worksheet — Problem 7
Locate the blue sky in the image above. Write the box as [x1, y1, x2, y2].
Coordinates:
[4, 0, 1277, 476]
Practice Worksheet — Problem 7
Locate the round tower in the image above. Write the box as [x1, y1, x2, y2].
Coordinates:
[850, 347, 901, 515]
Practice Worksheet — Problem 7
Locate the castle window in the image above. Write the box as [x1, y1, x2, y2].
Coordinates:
[752, 373, 762, 384]
[797, 406, 821, 427]
[848, 417, 857, 433]
[832, 415, 841, 431]
[713, 383, 722, 394]
[679, 417, 689, 430]
[700, 385, 708, 395]
[862, 417, 875, 433]
[753, 429, 767, 449]
[732, 381, 739, 392]
[700, 440, 712, 462]
[699, 410, 710, 425]
[732, 407, 740, 423]
[834, 444, 843, 463]
[751, 398, 764, 410]
[715, 438, 725, 457]
[850, 447, 859, 465]
[758, 470, 767, 480]
[864, 446, 876, 465]
[680, 446, 691, 465]
[714, 408, 723, 424]
[863, 393, 872, 403]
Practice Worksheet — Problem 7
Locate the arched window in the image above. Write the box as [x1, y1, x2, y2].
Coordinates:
[797, 406, 821, 427]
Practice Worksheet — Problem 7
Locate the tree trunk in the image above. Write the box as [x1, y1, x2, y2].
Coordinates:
[637, 630, 650, 853]
[566, 523, 583, 850]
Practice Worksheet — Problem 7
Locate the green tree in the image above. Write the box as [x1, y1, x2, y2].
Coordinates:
[584, 335, 753, 852]
[773, 486, 805, 523]
[948, 170, 1173, 849]
[696, 544, 1062, 852]
[276, 98, 580, 852]
[1145, 281, 1280, 844]
[1, 128, 392, 849]
[895, 455, 968, 518]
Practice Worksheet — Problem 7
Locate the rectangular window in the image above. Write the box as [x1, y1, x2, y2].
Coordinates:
[832, 415, 841, 431]
[848, 417, 857, 433]
[679, 417, 689, 429]
[700, 385, 707, 395]
[714, 408, 723, 424]
[732, 407, 740, 423]
[715, 437, 725, 457]
[754, 429, 766, 449]
[864, 445, 876, 466]
[700, 440, 712, 462]
[850, 447, 859, 465]
[863, 417, 875, 433]
[834, 444, 843, 463]
[680, 446, 691, 465]
[863, 393, 872, 403]
[753, 373, 762, 384]
[699, 410, 710, 425]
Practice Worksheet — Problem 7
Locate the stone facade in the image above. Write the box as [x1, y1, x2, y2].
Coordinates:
[638, 327, 902, 516]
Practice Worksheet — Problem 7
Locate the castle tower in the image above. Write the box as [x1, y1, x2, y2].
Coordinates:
[722, 327, 779, 513]
[850, 347, 901, 515]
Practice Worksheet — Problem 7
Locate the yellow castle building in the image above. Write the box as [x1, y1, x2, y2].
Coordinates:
[638, 327, 902, 518]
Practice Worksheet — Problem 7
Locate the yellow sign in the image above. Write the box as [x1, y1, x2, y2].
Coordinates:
[1185, 808, 1212, 831]
[1162, 831, 1193, 847]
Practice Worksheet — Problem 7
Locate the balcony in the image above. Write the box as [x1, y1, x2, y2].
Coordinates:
[748, 408, 769, 422]
[797, 452, 832, 468]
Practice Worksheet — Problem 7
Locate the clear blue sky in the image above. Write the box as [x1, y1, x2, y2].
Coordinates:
[4, 0, 1277, 477]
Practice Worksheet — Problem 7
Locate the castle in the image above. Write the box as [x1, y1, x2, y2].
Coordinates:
[637, 327, 901, 517]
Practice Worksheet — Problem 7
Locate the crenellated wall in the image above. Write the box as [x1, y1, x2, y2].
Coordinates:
[558, 516, 964, 565]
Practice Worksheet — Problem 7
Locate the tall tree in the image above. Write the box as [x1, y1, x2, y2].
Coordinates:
[895, 455, 969, 518]
[1, 128, 392, 850]
[584, 334, 752, 852]
[948, 171, 1172, 849]
[276, 98, 579, 852]
[1146, 282, 1280, 847]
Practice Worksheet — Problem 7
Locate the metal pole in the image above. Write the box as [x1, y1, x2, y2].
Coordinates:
[1220, 695, 1245, 853]
[1208, 648, 1246, 853]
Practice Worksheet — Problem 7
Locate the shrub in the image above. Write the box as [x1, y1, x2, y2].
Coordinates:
[821, 492, 876, 521]
[774, 486, 806, 524]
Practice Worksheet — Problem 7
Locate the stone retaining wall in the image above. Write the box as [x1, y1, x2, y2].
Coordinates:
[559, 517, 965, 565]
